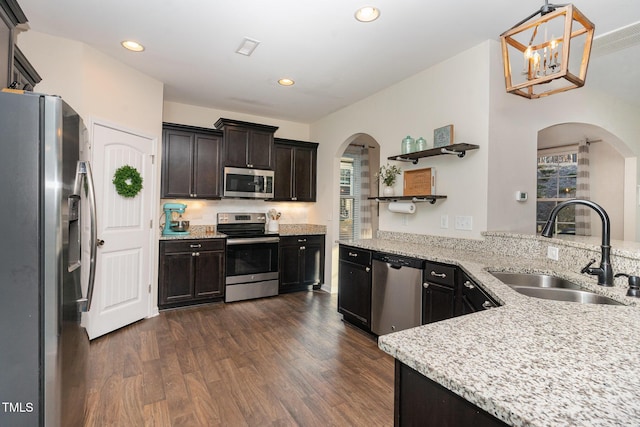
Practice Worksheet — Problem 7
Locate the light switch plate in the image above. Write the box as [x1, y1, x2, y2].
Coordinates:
[547, 246, 559, 261]
[454, 215, 472, 230]
[440, 215, 449, 229]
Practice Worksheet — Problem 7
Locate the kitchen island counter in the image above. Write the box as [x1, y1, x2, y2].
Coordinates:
[341, 236, 640, 427]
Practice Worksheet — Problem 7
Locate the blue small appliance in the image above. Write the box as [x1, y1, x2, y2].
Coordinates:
[162, 203, 190, 236]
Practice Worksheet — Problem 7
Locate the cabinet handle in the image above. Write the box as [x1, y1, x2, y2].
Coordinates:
[482, 301, 494, 309]
[192, 252, 200, 257]
[298, 238, 307, 242]
[430, 271, 446, 279]
[300, 246, 306, 250]
[463, 280, 475, 289]
[423, 282, 429, 289]
[348, 252, 358, 257]
[292, 197, 297, 201]
[365, 267, 371, 273]
[190, 244, 202, 248]
[247, 163, 253, 168]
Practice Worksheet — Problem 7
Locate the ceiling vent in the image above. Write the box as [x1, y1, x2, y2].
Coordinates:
[592, 21, 640, 57]
[235, 37, 261, 56]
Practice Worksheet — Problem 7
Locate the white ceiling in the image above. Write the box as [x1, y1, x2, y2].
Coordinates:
[16, 0, 640, 123]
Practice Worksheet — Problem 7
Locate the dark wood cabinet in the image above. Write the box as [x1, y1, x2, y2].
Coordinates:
[422, 261, 457, 324]
[338, 245, 372, 331]
[273, 138, 318, 202]
[279, 234, 325, 293]
[395, 360, 508, 427]
[214, 118, 278, 170]
[158, 239, 225, 308]
[12, 46, 40, 91]
[0, 0, 30, 90]
[459, 272, 500, 315]
[161, 123, 222, 199]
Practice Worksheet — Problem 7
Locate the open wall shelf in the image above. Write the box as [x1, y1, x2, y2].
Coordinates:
[368, 195, 447, 205]
[388, 143, 479, 164]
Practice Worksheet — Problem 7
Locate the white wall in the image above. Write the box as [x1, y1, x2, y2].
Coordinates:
[18, 31, 163, 136]
[311, 42, 493, 292]
[486, 40, 640, 239]
[163, 101, 310, 140]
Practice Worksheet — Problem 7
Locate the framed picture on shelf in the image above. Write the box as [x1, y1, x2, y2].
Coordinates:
[403, 167, 436, 196]
[433, 124, 454, 148]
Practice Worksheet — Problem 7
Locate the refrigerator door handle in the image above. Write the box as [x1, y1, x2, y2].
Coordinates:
[72, 160, 98, 312]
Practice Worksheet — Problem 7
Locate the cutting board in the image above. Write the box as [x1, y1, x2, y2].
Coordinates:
[403, 167, 436, 196]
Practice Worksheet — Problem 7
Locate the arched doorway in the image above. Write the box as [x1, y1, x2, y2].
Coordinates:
[537, 122, 636, 241]
[338, 134, 380, 241]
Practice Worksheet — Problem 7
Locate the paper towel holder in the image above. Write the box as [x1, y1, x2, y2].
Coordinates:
[371, 195, 446, 205]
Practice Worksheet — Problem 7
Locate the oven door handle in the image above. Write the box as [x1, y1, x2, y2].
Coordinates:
[226, 236, 280, 245]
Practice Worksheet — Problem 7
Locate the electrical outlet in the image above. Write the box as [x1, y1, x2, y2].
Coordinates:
[454, 216, 473, 231]
[440, 215, 449, 229]
[547, 246, 559, 261]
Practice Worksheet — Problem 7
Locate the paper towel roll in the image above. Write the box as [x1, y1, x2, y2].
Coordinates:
[388, 202, 416, 214]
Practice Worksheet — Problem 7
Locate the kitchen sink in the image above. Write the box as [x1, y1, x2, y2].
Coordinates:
[490, 272, 581, 289]
[490, 271, 624, 306]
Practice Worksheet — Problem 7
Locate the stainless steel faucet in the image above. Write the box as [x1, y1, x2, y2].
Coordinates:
[540, 199, 614, 287]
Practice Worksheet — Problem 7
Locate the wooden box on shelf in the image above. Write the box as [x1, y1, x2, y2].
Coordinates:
[404, 167, 435, 196]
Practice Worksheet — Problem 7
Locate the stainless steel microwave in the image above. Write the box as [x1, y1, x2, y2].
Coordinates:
[223, 167, 274, 199]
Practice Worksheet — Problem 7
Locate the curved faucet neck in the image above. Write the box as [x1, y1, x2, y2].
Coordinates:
[540, 199, 613, 286]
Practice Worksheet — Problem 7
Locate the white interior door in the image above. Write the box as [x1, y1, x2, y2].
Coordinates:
[84, 122, 155, 340]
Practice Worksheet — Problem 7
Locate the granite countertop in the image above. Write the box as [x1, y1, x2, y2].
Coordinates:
[159, 224, 326, 240]
[341, 238, 640, 427]
[159, 225, 226, 240]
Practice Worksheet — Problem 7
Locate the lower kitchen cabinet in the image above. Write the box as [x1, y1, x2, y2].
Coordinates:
[460, 272, 500, 315]
[279, 235, 325, 293]
[395, 360, 508, 426]
[337, 245, 372, 331]
[158, 239, 225, 308]
[422, 261, 457, 324]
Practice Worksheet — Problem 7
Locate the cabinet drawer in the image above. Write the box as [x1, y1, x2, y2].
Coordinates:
[339, 245, 371, 267]
[161, 239, 225, 254]
[280, 234, 324, 246]
[424, 262, 456, 287]
[291, 235, 323, 245]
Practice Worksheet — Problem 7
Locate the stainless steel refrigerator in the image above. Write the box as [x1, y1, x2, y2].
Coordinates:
[0, 90, 97, 426]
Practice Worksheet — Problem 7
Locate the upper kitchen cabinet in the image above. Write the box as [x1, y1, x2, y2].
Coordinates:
[214, 118, 279, 170]
[0, 0, 29, 90]
[273, 138, 318, 202]
[12, 46, 41, 90]
[161, 123, 223, 199]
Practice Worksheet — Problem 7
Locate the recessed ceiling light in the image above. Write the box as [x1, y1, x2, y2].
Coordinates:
[355, 6, 380, 23]
[121, 40, 145, 52]
[236, 37, 261, 56]
[278, 78, 295, 86]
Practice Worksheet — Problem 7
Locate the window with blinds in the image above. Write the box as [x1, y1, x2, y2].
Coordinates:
[537, 149, 578, 234]
[339, 156, 361, 240]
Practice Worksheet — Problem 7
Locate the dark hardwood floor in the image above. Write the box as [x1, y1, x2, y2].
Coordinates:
[83, 291, 394, 426]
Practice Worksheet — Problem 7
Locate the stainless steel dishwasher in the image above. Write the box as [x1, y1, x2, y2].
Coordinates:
[371, 252, 425, 335]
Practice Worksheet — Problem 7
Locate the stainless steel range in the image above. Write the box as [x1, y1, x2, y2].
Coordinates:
[218, 212, 279, 302]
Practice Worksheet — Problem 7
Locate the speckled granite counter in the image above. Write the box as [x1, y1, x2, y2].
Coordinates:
[159, 224, 326, 240]
[278, 224, 326, 236]
[340, 237, 640, 426]
[159, 225, 226, 240]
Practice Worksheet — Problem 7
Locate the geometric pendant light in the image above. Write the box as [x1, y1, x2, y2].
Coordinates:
[500, 1, 595, 99]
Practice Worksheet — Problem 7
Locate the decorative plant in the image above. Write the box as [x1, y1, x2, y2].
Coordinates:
[376, 163, 402, 187]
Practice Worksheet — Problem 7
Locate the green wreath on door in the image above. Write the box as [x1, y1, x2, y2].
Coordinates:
[113, 165, 143, 198]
